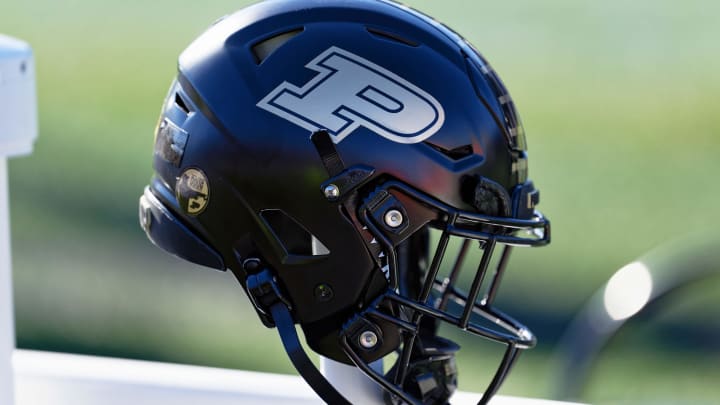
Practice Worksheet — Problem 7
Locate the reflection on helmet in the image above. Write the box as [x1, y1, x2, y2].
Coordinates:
[139, 1, 550, 404]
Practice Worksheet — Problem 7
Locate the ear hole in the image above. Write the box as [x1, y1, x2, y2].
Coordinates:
[174, 92, 190, 114]
[252, 28, 304, 64]
[260, 209, 330, 258]
[311, 235, 330, 256]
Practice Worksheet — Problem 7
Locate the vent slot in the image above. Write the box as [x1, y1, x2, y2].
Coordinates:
[174, 92, 190, 114]
[260, 209, 330, 259]
[252, 28, 304, 64]
[424, 142, 474, 160]
[366, 27, 418, 47]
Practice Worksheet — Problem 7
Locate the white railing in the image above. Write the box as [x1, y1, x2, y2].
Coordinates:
[13, 349, 581, 405]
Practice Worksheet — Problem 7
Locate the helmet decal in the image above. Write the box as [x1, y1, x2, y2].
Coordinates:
[175, 168, 210, 216]
[257, 46, 445, 144]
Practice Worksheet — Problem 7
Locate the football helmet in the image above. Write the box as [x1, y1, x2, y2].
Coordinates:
[139, 0, 550, 404]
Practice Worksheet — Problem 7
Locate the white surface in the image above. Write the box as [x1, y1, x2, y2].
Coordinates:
[14, 349, 319, 405]
[14, 349, 584, 405]
[0, 34, 37, 157]
[1, 158, 14, 405]
[320, 356, 384, 404]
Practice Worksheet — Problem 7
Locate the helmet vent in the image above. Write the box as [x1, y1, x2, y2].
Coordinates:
[174, 92, 190, 114]
[366, 27, 418, 47]
[252, 28, 304, 64]
[260, 209, 330, 259]
[424, 142, 474, 160]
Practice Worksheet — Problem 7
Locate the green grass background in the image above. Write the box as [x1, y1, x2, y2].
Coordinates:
[3, 0, 719, 403]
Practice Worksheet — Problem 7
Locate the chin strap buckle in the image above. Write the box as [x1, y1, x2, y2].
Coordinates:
[246, 269, 292, 321]
[245, 268, 351, 405]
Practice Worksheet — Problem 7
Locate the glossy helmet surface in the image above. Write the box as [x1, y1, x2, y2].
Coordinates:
[139, 0, 550, 403]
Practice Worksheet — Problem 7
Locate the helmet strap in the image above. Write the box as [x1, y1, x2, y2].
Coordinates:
[247, 269, 351, 404]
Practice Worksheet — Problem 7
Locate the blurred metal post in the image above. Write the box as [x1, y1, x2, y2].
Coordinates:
[0, 155, 13, 403]
[553, 232, 720, 400]
[0, 34, 37, 405]
[319, 356, 384, 404]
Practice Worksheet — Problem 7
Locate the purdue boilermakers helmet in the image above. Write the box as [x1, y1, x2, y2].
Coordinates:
[139, 0, 550, 403]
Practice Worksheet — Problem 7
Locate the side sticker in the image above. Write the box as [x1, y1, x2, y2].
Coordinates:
[176, 168, 209, 216]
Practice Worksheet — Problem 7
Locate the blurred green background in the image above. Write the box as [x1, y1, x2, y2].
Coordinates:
[3, 0, 719, 403]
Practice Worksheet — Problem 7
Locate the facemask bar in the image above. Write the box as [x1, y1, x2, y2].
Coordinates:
[341, 180, 549, 405]
[359, 179, 549, 293]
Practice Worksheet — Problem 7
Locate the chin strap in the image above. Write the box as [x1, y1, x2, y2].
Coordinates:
[247, 270, 351, 405]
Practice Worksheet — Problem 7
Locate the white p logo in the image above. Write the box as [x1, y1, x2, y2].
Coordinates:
[257, 46, 445, 144]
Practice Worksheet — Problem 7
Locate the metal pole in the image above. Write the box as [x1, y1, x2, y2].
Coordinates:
[0, 156, 14, 405]
[553, 232, 720, 400]
[1, 33, 37, 405]
[320, 356, 384, 404]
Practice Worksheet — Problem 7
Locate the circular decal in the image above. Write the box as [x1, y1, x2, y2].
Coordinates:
[176, 168, 209, 216]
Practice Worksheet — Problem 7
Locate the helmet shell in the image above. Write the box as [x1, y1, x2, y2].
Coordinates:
[146, 0, 530, 360]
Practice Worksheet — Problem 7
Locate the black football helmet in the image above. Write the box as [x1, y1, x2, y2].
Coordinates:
[139, 0, 550, 404]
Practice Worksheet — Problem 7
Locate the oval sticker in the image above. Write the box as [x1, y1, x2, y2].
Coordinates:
[176, 168, 209, 216]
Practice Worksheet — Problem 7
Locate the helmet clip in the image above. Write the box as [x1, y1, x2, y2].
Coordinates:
[246, 268, 292, 320]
